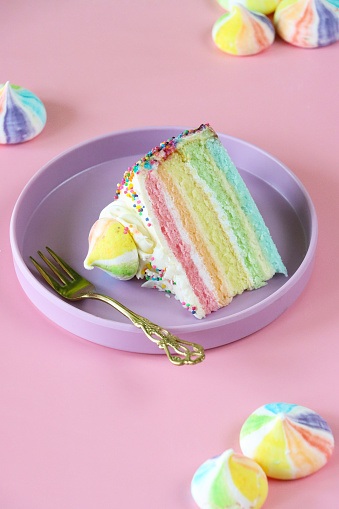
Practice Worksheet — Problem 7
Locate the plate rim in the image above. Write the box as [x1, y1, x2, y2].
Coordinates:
[10, 125, 318, 334]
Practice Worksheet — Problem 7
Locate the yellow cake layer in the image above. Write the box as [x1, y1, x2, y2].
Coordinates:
[158, 152, 252, 295]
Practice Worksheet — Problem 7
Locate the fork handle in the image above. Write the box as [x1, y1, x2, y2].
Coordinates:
[82, 292, 205, 366]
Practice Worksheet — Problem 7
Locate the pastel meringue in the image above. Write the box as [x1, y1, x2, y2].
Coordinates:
[240, 403, 334, 480]
[274, 0, 339, 47]
[191, 449, 268, 509]
[0, 82, 46, 144]
[212, 4, 275, 55]
[84, 218, 139, 280]
[216, 0, 281, 15]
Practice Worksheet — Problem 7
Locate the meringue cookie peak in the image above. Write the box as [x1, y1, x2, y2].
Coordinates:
[274, 0, 339, 47]
[84, 218, 139, 280]
[212, 4, 275, 55]
[99, 199, 155, 278]
[240, 403, 334, 479]
[191, 449, 268, 509]
[0, 82, 47, 144]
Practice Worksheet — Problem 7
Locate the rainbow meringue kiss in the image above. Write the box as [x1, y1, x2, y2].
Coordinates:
[84, 218, 139, 280]
[240, 403, 334, 480]
[212, 4, 275, 55]
[274, 0, 339, 47]
[216, 0, 281, 15]
[191, 449, 268, 509]
[0, 82, 46, 144]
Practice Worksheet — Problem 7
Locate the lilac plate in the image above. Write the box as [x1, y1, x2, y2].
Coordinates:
[10, 127, 317, 354]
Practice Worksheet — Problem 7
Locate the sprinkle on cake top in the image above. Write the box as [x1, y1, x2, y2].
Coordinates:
[133, 123, 212, 172]
[114, 124, 213, 203]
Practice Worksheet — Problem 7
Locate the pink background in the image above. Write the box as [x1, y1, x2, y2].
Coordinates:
[1, 1, 338, 508]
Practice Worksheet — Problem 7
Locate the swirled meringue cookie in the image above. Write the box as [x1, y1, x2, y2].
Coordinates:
[212, 5, 275, 55]
[216, 0, 281, 15]
[274, 0, 339, 47]
[0, 82, 46, 144]
[84, 218, 139, 280]
[240, 403, 334, 480]
[191, 449, 268, 509]
[99, 200, 155, 279]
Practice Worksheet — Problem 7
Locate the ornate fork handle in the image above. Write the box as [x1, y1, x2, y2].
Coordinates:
[83, 292, 205, 366]
[137, 320, 205, 366]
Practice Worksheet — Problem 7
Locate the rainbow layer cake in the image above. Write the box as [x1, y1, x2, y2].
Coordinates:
[84, 124, 287, 319]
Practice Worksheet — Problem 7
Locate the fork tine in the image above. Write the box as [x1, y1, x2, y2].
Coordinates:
[46, 247, 80, 280]
[38, 250, 68, 284]
[30, 256, 63, 292]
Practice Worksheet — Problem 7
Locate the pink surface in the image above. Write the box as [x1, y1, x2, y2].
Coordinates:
[1, 1, 338, 508]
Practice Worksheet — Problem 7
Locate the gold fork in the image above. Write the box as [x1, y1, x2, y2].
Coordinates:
[30, 247, 205, 366]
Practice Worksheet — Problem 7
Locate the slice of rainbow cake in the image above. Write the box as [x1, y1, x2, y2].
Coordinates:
[85, 124, 287, 318]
